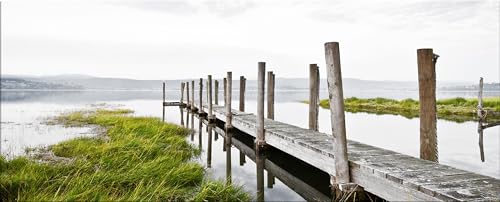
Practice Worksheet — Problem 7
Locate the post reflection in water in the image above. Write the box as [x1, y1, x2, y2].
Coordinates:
[198, 121, 203, 151]
[225, 130, 232, 184]
[239, 151, 246, 166]
[180, 107, 184, 126]
[256, 152, 265, 202]
[207, 124, 213, 168]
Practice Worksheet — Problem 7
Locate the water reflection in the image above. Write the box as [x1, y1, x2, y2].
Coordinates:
[225, 130, 232, 184]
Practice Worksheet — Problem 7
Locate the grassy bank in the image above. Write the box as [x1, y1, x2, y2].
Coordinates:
[0, 109, 250, 201]
[307, 97, 500, 122]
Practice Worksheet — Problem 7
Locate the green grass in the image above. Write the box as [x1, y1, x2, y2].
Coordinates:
[309, 97, 500, 122]
[0, 109, 251, 201]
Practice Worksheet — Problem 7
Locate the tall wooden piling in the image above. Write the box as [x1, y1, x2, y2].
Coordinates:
[477, 77, 485, 162]
[226, 131, 232, 184]
[181, 82, 185, 105]
[239, 76, 246, 112]
[191, 80, 195, 109]
[208, 75, 214, 120]
[215, 80, 219, 105]
[199, 78, 203, 113]
[325, 42, 350, 185]
[309, 64, 319, 131]
[186, 82, 190, 108]
[162, 82, 165, 122]
[417, 48, 438, 162]
[256, 62, 266, 150]
[256, 154, 265, 202]
[226, 72, 233, 129]
[207, 125, 213, 168]
[267, 71, 275, 120]
[223, 78, 227, 107]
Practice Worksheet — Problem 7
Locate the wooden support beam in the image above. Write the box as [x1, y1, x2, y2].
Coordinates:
[186, 82, 190, 108]
[207, 125, 213, 168]
[309, 64, 319, 131]
[267, 71, 275, 120]
[239, 151, 246, 166]
[180, 82, 185, 105]
[162, 82, 165, 122]
[224, 78, 227, 107]
[199, 78, 204, 114]
[191, 80, 195, 110]
[417, 48, 438, 162]
[226, 131, 232, 184]
[208, 75, 214, 121]
[325, 42, 350, 185]
[256, 62, 266, 151]
[215, 80, 219, 105]
[226, 72, 233, 129]
[256, 153, 265, 202]
[239, 76, 246, 112]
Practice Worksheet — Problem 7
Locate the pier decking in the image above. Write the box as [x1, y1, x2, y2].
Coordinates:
[200, 104, 500, 201]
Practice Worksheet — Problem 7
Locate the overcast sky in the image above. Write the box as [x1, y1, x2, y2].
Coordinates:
[2, 0, 499, 82]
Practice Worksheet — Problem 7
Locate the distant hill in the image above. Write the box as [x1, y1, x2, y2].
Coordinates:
[1, 78, 82, 90]
[1, 74, 485, 91]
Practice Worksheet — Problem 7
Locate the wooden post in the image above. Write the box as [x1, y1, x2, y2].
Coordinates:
[215, 80, 219, 105]
[477, 77, 485, 162]
[239, 76, 246, 112]
[199, 78, 203, 114]
[208, 75, 214, 121]
[191, 80, 195, 110]
[180, 82, 185, 106]
[256, 153, 265, 202]
[267, 71, 275, 120]
[325, 42, 350, 186]
[226, 131, 232, 184]
[256, 62, 266, 150]
[239, 151, 246, 166]
[226, 72, 233, 129]
[417, 48, 438, 162]
[186, 82, 190, 108]
[309, 64, 319, 131]
[224, 78, 227, 107]
[162, 82, 165, 122]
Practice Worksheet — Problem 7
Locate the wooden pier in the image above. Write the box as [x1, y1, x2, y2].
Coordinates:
[201, 104, 499, 201]
[164, 41, 500, 201]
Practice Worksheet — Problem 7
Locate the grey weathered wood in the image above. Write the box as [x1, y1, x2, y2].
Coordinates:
[417, 48, 438, 162]
[325, 42, 350, 185]
[225, 72, 233, 129]
[477, 77, 485, 161]
[199, 78, 203, 113]
[203, 104, 500, 201]
[256, 62, 266, 149]
[208, 75, 214, 120]
[309, 64, 319, 131]
[223, 78, 227, 107]
[215, 80, 219, 105]
[162, 82, 165, 122]
[191, 80, 195, 109]
[267, 71, 275, 120]
[180, 82, 185, 105]
[239, 76, 246, 112]
[186, 82, 190, 108]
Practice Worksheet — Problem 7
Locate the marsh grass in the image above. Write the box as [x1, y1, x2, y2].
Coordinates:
[308, 97, 500, 122]
[0, 109, 250, 201]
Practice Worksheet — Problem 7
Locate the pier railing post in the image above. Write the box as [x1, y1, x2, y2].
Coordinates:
[162, 82, 165, 122]
[208, 75, 214, 121]
[226, 72, 233, 129]
[181, 82, 185, 106]
[191, 80, 195, 111]
[224, 78, 227, 107]
[267, 71, 275, 120]
[186, 82, 190, 109]
[325, 42, 351, 191]
[199, 78, 204, 115]
[309, 64, 319, 131]
[417, 48, 439, 162]
[215, 80, 219, 105]
[256, 62, 267, 151]
[239, 76, 246, 112]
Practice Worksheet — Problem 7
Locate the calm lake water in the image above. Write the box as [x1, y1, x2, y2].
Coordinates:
[1, 90, 499, 200]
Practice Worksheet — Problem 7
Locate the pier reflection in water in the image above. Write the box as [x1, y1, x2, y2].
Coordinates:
[180, 109, 333, 201]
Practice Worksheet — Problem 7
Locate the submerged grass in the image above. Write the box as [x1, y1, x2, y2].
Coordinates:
[0, 109, 251, 201]
[308, 97, 500, 122]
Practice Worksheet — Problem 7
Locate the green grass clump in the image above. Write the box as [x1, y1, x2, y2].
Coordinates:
[0, 109, 250, 201]
[313, 97, 500, 122]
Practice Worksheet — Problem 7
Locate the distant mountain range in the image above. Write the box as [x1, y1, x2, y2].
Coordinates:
[1, 74, 497, 91]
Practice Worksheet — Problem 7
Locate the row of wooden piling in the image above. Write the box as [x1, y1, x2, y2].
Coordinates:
[163, 41, 442, 199]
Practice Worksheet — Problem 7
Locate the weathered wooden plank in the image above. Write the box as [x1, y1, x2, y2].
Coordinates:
[309, 64, 319, 131]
